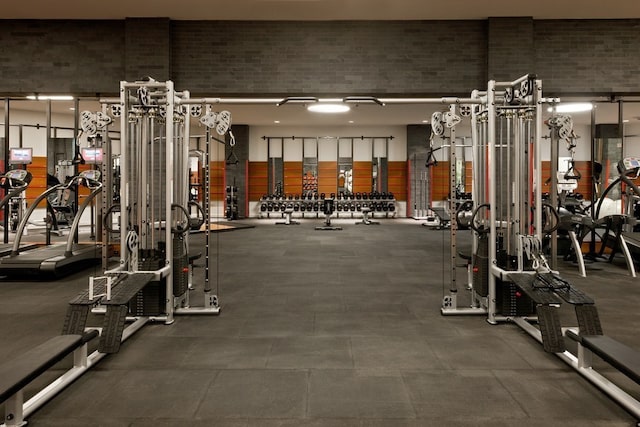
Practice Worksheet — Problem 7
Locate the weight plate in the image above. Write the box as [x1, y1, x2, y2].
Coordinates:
[431, 112, 444, 136]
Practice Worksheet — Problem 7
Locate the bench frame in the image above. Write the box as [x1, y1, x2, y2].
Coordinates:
[2, 332, 97, 427]
[564, 329, 640, 420]
[514, 319, 640, 420]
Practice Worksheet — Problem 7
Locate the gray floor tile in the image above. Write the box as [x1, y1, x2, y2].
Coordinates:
[402, 370, 527, 419]
[426, 334, 535, 370]
[181, 337, 273, 368]
[493, 369, 632, 421]
[240, 312, 315, 337]
[351, 336, 444, 370]
[267, 336, 353, 368]
[308, 370, 415, 418]
[196, 369, 308, 418]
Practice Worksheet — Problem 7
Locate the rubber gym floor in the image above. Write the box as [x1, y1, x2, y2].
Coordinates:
[0, 219, 638, 426]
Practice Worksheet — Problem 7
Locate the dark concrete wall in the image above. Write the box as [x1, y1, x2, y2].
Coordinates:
[488, 17, 534, 82]
[0, 20, 124, 94]
[170, 20, 487, 96]
[125, 18, 171, 82]
[534, 20, 640, 95]
[1, 18, 638, 97]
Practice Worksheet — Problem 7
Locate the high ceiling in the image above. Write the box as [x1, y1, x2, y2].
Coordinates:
[2, 0, 640, 20]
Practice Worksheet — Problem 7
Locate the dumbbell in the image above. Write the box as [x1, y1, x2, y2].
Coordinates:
[260, 203, 267, 212]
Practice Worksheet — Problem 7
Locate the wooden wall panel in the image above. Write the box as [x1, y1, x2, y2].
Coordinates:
[387, 161, 407, 201]
[464, 161, 473, 193]
[541, 160, 592, 200]
[352, 161, 371, 194]
[210, 160, 225, 201]
[317, 161, 337, 195]
[283, 161, 303, 196]
[25, 156, 47, 206]
[248, 161, 268, 201]
[430, 161, 451, 203]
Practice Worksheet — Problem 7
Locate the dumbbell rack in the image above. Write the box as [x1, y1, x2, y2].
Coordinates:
[226, 186, 238, 220]
[258, 192, 396, 220]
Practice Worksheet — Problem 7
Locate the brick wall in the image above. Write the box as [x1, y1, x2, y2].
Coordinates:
[488, 17, 534, 82]
[534, 19, 640, 95]
[0, 18, 638, 97]
[125, 18, 171, 82]
[0, 20, 124, 94]
[170, 20, 487, 96]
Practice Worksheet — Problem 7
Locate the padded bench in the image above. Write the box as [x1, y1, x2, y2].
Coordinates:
[566, 330, 640, 384]
[1, 330, 99, 426]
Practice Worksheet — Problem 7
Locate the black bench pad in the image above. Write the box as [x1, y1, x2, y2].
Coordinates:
[581, 335, 640, 385]
[100, 273, 156, 305]
[508, 273, 563, 305]
[0, 331, 97, 403]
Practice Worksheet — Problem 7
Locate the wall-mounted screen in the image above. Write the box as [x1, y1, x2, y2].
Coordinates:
[82, 147, 104, 164]
[9, 147, 33, 165]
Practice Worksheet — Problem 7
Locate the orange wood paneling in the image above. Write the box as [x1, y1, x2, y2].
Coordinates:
[25, 156, 47, 207]
[464, 161, 473, 193]
[248, 161, 268, 201]
[210, 161, 225, 201]
[388, 161, 407, 201]
[541, 160, 592, 200]
[352, 161, 371, 194]
[318, 161, 337, 195]
[283, 161, 303, 196]
[430, 161, 450, 202]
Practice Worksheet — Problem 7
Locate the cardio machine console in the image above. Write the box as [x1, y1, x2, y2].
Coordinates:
[79, 169, 101, 182]
[622, 157, 640, 176]
[4, 169, 29, 182]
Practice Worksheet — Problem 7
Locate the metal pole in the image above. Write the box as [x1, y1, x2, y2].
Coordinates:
[449, 104, 458, 295]
[3, 99, 10, 244]
[487, 80, 498, 324]
[550, 115, 559, 270]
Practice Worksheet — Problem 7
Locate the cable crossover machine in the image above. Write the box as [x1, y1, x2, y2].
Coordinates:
[437, 74, 640, 419]
[62, 78, 233, 352]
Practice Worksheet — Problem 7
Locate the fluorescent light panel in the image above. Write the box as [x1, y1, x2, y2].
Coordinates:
[26, 95, 74, 101]
[307, 104, 350, 113]
[547, 102, 593, 113]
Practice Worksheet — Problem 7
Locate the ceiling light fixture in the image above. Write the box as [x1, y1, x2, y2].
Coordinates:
[26, 95, 74, 101]
[307, 104, 350, 113]
[547, 102, 593, 113]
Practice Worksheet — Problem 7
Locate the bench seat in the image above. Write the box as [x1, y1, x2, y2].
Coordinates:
[0, 332, 97, 403]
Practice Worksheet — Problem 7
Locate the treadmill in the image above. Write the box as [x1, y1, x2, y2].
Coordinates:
[0, 170, 103, 278]
[0, 169, 39, 257]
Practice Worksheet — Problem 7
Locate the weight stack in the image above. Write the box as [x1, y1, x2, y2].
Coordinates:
[472, 235, 489, 297]
[172, 236, 189, 297]
[129, 280, 165, 316]
[497, 280, 535, 317]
